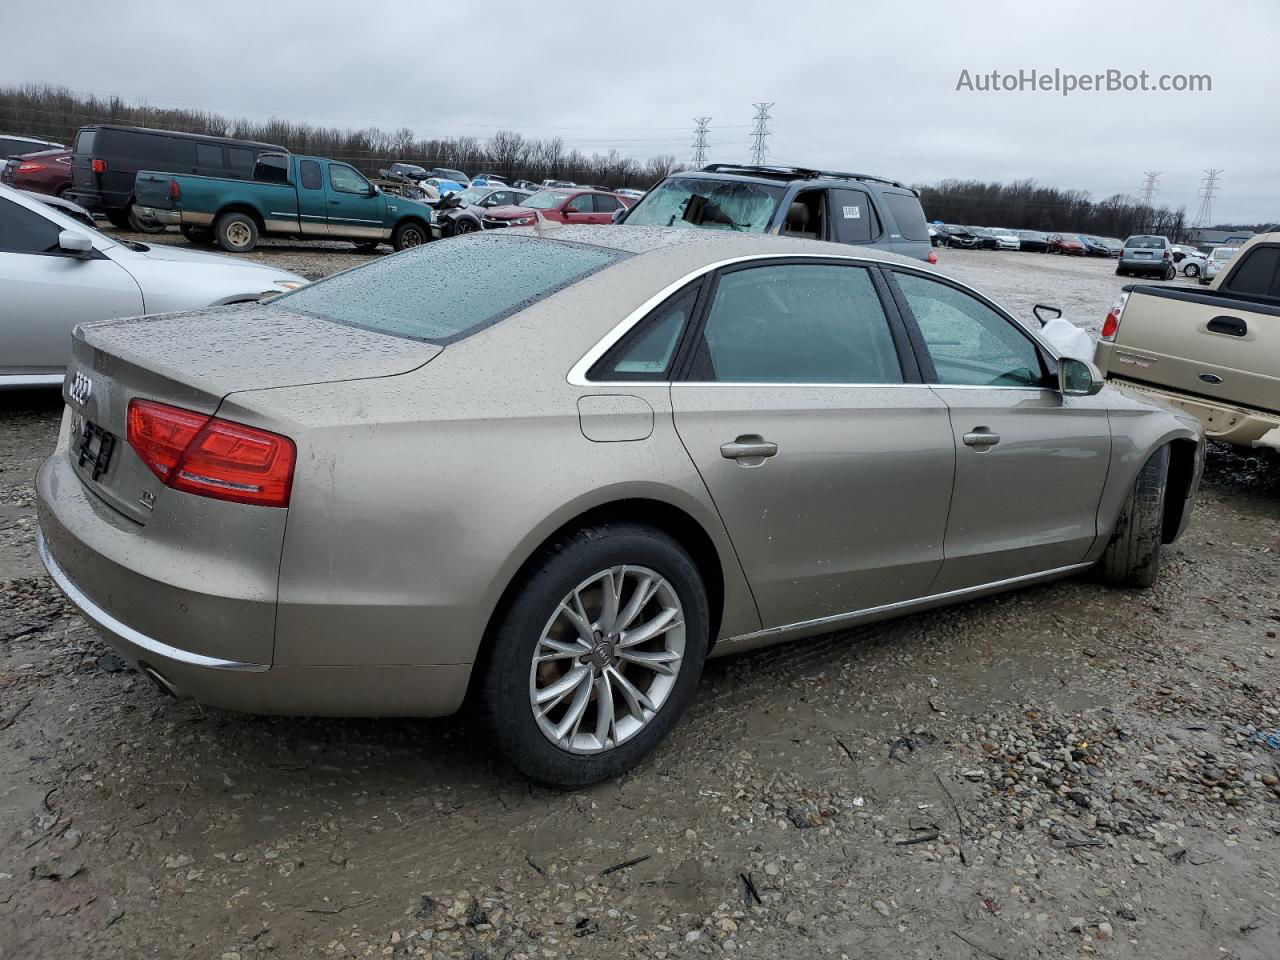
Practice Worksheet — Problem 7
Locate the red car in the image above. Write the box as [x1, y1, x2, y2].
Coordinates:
[480, 188, 634, 229]
[0, 148, 73, 196]
[1048, 233, 1087, 256]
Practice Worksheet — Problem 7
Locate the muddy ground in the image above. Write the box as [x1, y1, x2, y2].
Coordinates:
[1, 240, 1278, 960]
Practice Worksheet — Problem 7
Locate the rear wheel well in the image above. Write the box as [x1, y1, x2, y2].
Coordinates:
[1162, 438, 1199, 542]
[215, 204, 264, 230]
[467, 499, 726, 702]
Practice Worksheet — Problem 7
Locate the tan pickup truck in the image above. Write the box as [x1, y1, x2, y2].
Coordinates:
[1095, 231, 1280, 452]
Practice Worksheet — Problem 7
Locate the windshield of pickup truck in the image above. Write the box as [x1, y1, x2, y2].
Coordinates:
[523, 191, 572, 210]
[270, 234, 622, 344]
[623, 177, 784, 232]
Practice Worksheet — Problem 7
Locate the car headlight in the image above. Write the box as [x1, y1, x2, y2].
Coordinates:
[511, 217, 535, 226]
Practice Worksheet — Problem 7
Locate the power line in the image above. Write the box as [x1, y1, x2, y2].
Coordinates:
[1192, 169, 1222, 228]
[1138, 171, 1161, 206]
[749, 102, 773, 165]
[691, 116, 711, 166]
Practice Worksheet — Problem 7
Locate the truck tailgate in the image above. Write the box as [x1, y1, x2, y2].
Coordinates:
[135, 171, 175, 211]
[1107, 285, 1280, 413]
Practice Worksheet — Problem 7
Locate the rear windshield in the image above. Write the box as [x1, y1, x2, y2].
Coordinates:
[271, 235, 624, 343]
[624, 176, 785, 232]
[74, 130, 96, 155]
[1126, 236, 1165, 248]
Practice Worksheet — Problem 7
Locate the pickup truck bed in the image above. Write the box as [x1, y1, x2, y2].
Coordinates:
[1095, 234, 1280, 451]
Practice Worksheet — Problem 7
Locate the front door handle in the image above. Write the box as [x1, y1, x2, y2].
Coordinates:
[1206, 315, 1247, 337]
[329, 199, 341, 205]
[962, 427, 1000, 449]
[721, 435, 778, 461]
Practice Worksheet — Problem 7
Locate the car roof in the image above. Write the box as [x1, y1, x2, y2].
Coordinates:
[79, 124, 284, 151]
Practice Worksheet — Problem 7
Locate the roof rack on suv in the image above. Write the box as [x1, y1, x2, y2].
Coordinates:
[700, 164, 912, 192]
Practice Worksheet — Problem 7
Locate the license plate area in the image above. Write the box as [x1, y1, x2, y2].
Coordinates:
[73, 414, 116, 481]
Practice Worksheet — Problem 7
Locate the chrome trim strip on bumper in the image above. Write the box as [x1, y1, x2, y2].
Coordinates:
[720, 561, 1094, 648]
[36, 529, 270, 673]
[0, 373, 65, 388]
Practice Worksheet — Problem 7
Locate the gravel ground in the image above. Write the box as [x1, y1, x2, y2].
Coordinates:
[2, 237, 1278, 960]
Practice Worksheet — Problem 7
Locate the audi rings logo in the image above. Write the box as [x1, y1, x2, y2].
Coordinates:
[69, 372, 93, 406]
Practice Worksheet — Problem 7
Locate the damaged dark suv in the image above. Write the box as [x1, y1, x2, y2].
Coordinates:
[618, 163, 936, 263]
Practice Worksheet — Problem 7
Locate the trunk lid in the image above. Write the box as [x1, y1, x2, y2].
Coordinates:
[1111, 286, 1280, 413]
[63, 305, 440, 523]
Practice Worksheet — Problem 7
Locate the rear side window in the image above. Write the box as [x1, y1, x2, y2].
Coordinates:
[195, 143, 222, 168]
[101, 131, 189, 166]
[829, 188, 878, 244]
[1222, 245, 1280, 298]
[593, 194, 621, 213]
[298, 160, 323, 190]
[228, 147, 254, 175]
[690, 263, 902, 383]
[255, 154, 290, 184]
[881, 192, 929, 241]
[272, 235, 624, 343]
[589, 285, 699, 381]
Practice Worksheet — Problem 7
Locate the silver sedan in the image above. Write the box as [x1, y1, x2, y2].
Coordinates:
[0, 183, 306, 388]
[37, 226, 1203, 787]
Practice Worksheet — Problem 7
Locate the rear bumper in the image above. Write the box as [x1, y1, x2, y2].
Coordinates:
[1106, 378, 1280, 450]
[1119, 258, 1164, 271]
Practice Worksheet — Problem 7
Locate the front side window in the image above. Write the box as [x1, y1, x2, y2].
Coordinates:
[272, 235, 623, 343]
[566, 194, 594, 213]
[624, 177, 785, 233]
[692, 263, 902, 384]
[329, 164, 369, 194]
[893, 271, 1046, 387]
[1222, 245, 1280, 298]
[0, 196, 61, 254]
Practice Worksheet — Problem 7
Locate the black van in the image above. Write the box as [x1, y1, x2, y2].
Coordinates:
[69, 125, 286, 231]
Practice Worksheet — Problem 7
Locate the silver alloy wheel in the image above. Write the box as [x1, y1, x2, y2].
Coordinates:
[226, 220, 252, 248]
[529, 565, 685, 755]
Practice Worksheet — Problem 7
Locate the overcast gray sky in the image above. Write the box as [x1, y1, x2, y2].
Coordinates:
[3, 0, 1275, 222]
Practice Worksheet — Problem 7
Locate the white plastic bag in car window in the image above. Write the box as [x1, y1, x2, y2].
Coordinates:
[1039, 317, 1094, 362]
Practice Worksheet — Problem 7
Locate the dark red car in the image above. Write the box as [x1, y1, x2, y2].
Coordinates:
[1048, 233, 1087, 256]
[480, 188, 634, 229]
[0, 148, 73, 196]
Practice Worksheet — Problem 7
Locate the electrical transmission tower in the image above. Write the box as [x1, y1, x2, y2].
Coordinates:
[1138, 171, 1161, 206]
[749, 102, 774, 164]
[1192, 169, 1222, 228]
[691, 117, 711, 166]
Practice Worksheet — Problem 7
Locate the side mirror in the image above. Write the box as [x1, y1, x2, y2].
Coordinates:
[1059, 357, 1104, 397]
[611, 207, 626, 223]
[366, 183, 379, 197]
[58, 230, 94, 256]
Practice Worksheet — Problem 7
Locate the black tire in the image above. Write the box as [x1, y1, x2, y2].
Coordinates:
[1115, 267, 1125, 276]
[54, 183, 73, 199]
[1099, 445, 1169, 588]
[1162, 264, 1175, 280]
[127, 204, 166, 234]
[105, 207, 131, 229]
[475, 522, 710, 788]
[392, 220, 429, 251]
[453, 218, 477, 235]
[214, 211, 258, 253]
[180, 224, 214, 245]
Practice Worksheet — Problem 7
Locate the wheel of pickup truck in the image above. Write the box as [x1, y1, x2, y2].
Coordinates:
[128, 204, 166, 234]
[1098, 444, 1169, 589]
[215, 212, 259, 253]
[392, 220, 428, 251]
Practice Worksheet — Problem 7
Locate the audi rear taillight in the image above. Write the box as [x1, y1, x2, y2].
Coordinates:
[90, 158, 107, 173]
[1100, 293, 1128, 341]
[169, 179, 181, 200]
[127, 399, 295, 508]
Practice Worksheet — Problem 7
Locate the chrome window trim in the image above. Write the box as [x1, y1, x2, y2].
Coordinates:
[37, 530, 269, 673]
[567, 252, 1064, 388]
[0, 373, 65, 388]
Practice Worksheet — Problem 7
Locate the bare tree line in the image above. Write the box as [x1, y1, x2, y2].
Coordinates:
[0, 84, 681, 187]
[916, 178, 1188, 240]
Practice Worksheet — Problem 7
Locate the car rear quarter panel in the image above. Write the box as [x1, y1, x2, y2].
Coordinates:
[216, 252, 760, 687]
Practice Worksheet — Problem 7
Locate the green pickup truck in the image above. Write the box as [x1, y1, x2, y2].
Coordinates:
[134, 153, 434, 253]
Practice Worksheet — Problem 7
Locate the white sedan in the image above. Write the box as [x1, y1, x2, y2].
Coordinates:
[992, 230, 1021, 251]
[1, 184, 306, 388]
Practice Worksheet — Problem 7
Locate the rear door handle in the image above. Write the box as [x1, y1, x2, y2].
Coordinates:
[1206, 315, 1247, 337]
[962, 427, 1000, 449]
[720, 435, 778, 461]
